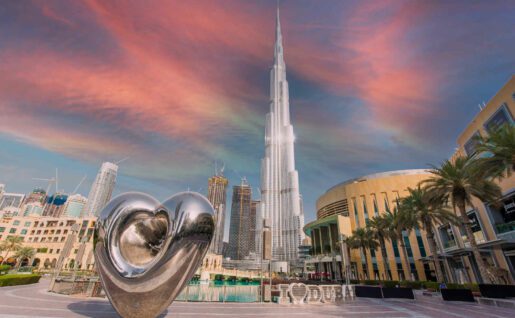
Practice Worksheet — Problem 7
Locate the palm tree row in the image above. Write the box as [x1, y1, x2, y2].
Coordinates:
[0, 236, 36, 269]
[346, 124, 513, 283]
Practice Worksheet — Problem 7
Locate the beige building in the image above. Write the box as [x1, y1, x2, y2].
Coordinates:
[0, 215, 96, 271]
[442, 75, 515, 283]
[305, 169, 433, 282]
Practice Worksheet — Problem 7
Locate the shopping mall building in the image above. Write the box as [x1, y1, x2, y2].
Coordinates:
[304, 75, 515, 283]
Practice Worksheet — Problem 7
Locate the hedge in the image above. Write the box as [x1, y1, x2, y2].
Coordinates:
[354, 279, 479, 291]
[0, 274, 41, 287]
[0, 265, 11, 275]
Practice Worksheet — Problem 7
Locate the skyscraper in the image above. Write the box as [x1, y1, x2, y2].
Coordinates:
[259, 8, 305, 262]
[227, 178, 253, 260]
[207, 170, 228, 255]
[82, 162, 118, 217]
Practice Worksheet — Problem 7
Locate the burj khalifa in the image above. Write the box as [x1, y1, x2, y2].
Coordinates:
[259, 7, 305, 262]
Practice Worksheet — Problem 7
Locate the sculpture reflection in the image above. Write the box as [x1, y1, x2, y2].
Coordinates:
[94, 192, 215, 318]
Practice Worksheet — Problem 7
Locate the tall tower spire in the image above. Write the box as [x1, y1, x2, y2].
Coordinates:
[258, 4, 305, 265]
[274, 3, 284, 66]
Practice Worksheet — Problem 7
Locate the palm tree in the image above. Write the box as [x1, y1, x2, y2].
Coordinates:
[422, 156, 502, 283]
[384, 205, 417, 281]
[0, 236, 23, 265]
[346, 227, 378, 280]
[474, 124, 515, 180]
[402, 186, 460, 282]
[13, 247, 36, 270]
[368, 215, 394, 280]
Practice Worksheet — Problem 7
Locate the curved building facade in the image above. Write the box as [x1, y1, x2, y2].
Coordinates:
[306, 169, 434, 282]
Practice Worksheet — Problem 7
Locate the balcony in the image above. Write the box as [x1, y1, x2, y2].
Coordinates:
[443, 240, 457, 250]
[495, 221, 515, 234]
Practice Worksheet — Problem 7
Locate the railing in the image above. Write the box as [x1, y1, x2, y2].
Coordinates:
[443, 240, 457, 249]
[175, 284, 260, 302]
[496, 221, 515, 234]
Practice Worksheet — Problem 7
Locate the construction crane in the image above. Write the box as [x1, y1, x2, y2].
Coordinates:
[72, 175, 87, 195]
[115, 157, 129, 165]
[32, 176, 56, 195]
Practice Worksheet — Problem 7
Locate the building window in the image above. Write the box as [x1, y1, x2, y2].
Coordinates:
[24, 222, 31, 227]
[20, 229, 27, 235]
[371, 194, 379, 216]
[484, 103, 513, 133]
[382, 193, 391, 213]
[0, 227, 5, 233]
[13, 220, 20, 226]
[9, 228, 16, 234]
[362, 196, 369, 224]
[460, 210, 486, 244]
[464, 131, 481, 156]
[352, 198, 360, 228]
[415, 229, 426, 257]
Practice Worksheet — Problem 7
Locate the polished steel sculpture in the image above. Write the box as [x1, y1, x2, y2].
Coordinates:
[94, 191, 215, 318]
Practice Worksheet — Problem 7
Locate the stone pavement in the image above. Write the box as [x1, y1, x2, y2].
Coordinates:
[1, 279, 514, 317]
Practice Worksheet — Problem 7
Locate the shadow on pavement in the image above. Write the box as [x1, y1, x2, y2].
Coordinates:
[67, 300, 168, 318]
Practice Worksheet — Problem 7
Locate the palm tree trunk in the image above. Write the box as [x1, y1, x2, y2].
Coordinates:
[379, 238, 390, 280]
[457, 201, 491, 284]
[1, 248, 11, 265]
[425, 221, 444, 282]
[360, 247, 368, 280]
[397, 232, 412, 281]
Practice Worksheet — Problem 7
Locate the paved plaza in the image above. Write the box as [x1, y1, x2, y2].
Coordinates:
[0, 279, 514, 318]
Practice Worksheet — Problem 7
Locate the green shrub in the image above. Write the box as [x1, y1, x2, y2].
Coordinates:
[382, 280, 399, 288]
[0, 265, 11, 274]
[363, 279, 380, 285]
[0, 274, 41, 287]
[400, 280, 423, 289]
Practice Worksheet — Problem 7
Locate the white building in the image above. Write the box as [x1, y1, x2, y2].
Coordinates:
[82, 162, 118, 217]
[259, 8, 305, 263]
[63, 194, 87, 218]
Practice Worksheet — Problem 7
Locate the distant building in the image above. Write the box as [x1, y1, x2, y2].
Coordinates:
[227, 178, 253, 260]
[24, 188, 47, 205]
[62, 194, 87, 218]
[0, 214, 96, 270]
[207, 172, 228, 255]
[42, 193, 68, 218]
[249, 200, 259, 255]
[0, 192, 25, 211]
[82, 162, 118, 216]
[22, 201, 44, 217]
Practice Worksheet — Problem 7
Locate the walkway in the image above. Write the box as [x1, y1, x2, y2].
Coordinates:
[0, 279, 514, 317]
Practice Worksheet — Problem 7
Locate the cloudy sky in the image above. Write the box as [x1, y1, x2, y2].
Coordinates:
[1, 0, 514, 240]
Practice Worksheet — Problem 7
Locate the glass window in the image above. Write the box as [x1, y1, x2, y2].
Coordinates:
[0, 227, 5, 233]
[464, 131, 480, 156]
[460, 210, 486, 244]
[13, 220, 20, 226]
[9, 228, 16, 234]
[20, 229, 27, 235]
[24, 222, 31, 227]
[372, 194, 379, 216]
[352, 198, 360, 228]
[484, 104, 513, 133]
[362, 196, 369, 224]
[382, 193, 390, 213]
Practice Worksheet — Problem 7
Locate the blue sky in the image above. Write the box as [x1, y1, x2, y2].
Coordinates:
[0, 0, 514, 240]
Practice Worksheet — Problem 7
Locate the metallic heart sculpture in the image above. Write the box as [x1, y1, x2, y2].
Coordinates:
[94, 191, 215, 318]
